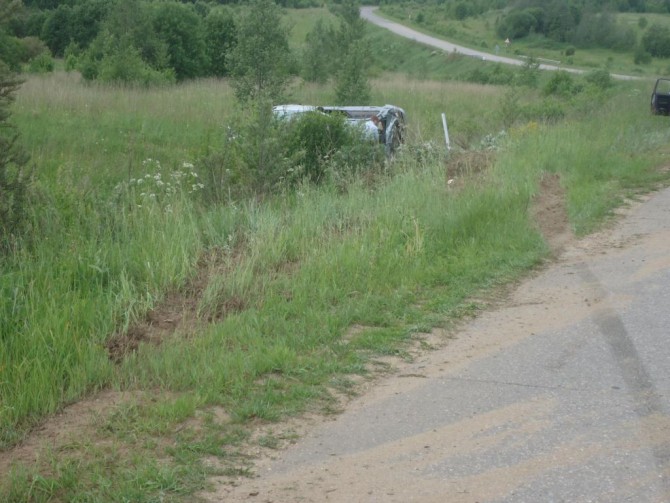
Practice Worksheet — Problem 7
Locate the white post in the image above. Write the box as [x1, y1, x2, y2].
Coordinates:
[441, 113, 451, 152]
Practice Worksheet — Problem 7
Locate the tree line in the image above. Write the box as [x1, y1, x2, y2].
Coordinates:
[1, 0, 358, 84]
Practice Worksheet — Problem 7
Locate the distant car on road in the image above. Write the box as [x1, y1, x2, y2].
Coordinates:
[651, 78, 670, 115]
[273, 104, 406, 155]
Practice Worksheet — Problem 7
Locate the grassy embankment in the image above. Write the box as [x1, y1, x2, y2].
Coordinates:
[2, 16, 670, 502]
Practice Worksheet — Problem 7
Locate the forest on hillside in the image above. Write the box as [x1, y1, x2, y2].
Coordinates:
[3, 0, 670, 85]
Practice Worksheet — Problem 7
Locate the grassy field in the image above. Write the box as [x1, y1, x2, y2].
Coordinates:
[2, 10, 670, 501]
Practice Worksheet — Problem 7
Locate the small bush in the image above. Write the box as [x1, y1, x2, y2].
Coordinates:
[584, 69, 612, 91]
[20, 37, 50, 62]
[565, 46, 575, 56]
[642, 23, 670, 58]
[28, 52, 55, 74]
[634, 45, 652, 65]
[516, 56, 540, 88]
[280, 111, 384, 186]
[544, 71, 580, 96]
[64, 42, 81, 72]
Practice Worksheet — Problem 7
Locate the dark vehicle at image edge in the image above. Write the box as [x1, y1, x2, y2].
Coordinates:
[651, 78, 670, 115]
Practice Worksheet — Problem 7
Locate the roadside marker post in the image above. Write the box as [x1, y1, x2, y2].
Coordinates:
[441, 113, 451, 152]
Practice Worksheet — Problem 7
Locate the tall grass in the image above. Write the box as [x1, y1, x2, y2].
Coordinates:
[2, 71, 669, 500]
[14, 73, 235, 191]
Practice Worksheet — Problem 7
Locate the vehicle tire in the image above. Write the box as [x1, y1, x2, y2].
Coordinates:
[387, 124, 402, 155]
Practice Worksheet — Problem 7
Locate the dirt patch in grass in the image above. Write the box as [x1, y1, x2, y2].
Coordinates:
[445, 150, 496, 188]
[105, 247, 247, 362]
[0, 391, 140, 478]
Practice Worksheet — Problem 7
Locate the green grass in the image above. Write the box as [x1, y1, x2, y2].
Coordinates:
[2, 36, 670, 503]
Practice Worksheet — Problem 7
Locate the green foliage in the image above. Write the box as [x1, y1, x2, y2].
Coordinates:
[333, 0, 371, 105]
[642, 22, 670, 57]
[0, 30, 23, 71]
[76, 0, 223, 85]
[40, 3, 72, 57]
[302, 18, 338, 84]
[453, 2, 474, 20]
[335, 40, 371, 104]
[20, 36, 50, 62]
[281, 111, 383, 184]
[281, 111, 351, 183]
[496, 9, 540, 40]
[467, 63, 516, 86]
[497, 87, 519, 128]
[204, 7, 237, 77]
[27, 51, 54, 73]
[39, 1, 110, 57]
[150, 1, 208, 81]
[544, 70, 581, 96]
[229, 0, 292, 103]
[634, 44, 652, 63]
[584, 68, 613, 90]
[0, 63, 31, 254]
[101, 0, 167, 70]
[80, 30, 175, 86]
[233, 100, 290, 193]
[572, 12, 636, 51]
[516, 55, 541, 87]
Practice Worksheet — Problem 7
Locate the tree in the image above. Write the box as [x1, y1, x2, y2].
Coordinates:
[41, 3, 72, 57]
[151, 1, 209, 81]
[332, 0, 371, 105]
[0, 62, 31, 254]
[335, 41, 370, 104]
[642, 23, 670, 57]
[205, 7, 236, 77]
[229, 0, 292, 103]
[496, 9, 537, 40]
[301, 18, 337, 83]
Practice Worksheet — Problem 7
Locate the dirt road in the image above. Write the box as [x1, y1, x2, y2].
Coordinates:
[212, 186, 670, 502]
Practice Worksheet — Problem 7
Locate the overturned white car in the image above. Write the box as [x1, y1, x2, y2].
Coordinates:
[273, 104, 406, 155]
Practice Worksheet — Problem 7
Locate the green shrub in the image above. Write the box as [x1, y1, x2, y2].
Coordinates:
[20, 37, 50, 62]
[642, 23, 670, 58]
[584, 69, 612, 91]
[544, 71, 581, 96]
[97, 45, 175, 86]
[634, 45, 652, 65]
[27, 52, 55, 74]
[281, 111, 382, 185]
